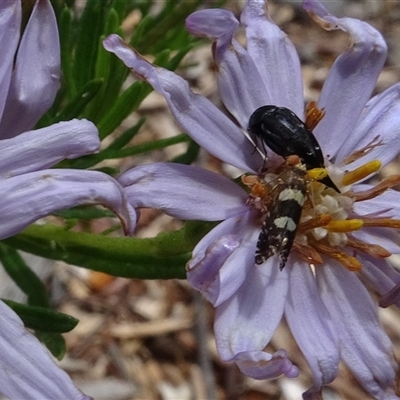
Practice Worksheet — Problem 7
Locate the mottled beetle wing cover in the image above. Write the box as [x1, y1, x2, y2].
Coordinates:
[255, 165, 307, 269]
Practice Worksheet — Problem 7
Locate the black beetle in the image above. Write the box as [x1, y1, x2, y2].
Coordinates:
[248, 105, 339, 192]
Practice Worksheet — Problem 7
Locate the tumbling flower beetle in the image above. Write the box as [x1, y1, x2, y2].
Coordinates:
[248, 105, 339, 268]
[255, 159, 307, 269]
[248, 105, 339, 192]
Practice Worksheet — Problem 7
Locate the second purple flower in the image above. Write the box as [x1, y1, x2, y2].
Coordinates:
[104, 0, 400, 398]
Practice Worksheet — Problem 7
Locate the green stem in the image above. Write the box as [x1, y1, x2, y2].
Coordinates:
[3, 221, 215, 280]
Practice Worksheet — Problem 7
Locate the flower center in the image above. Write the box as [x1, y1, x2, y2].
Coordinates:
[243, 157, 400, 271]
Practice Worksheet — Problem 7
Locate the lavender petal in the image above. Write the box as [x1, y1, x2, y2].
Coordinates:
[187, 234, 242, 303]
[0, 169, 136, 238]
[186, 9, 271, 129]
[103, 34, 262, 173]
[0, 120, 100, 178]
[241, 0, 304, 117]
[360, 255, 400, 309]
[353, 185, 400, 219]
[0, 1, 20, 122]
[336, 83, 400, 167]
[188, 211, 256, 306]
[0, 0, 60, 139]
[118, 162, 249, 221]
[316, 262, 397, 398]
[351, 227, 400, 255]
[285, 261, 340, 395]
[0, 300, 91, 400]
[233, 349, 299, 380]
[304, 0, 387, 160]
[214, 258, 289, 368]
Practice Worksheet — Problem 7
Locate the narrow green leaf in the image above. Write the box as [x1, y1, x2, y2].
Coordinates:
[68, 132, 188, 169]
[129, 14, 153, 49]
[111, 0, 128, 19]
[92, 166, 119, 175]
[104, 8, 119, 35]
[165, 44, 195, 71]
[54, 79, 104, 122]
[172, 139, 200, 165]
[96, 35, 130, 116]
[0, 243, 49, 308]
[108, 118, 145, 150]
[153, 49, 172, 68]
[82, 38, 113, 122]
[83, 28, 128, 122]
[59, 7, 77, 100]
[106, 133, 189, 158]
[73, 0, 110, 90]
[4, 222, 216, 279]
[49, 0, 63, 18]
[133, 0, 203, 54]
[98, 81, 152, 139]
[36, 332, 66, 360]
[2, 299, 79, 333]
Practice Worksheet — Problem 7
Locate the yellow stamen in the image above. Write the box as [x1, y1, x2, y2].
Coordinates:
[350, 175, 400, 201]
[325, 219, 364, 232]
[312, 241, 362, 271]
[308, 168, 328, 182]
[305, 101, 325, 130]
[362, 218, 400, 229]
[347, 237, 391, 258]
[341, 160, 381, 186]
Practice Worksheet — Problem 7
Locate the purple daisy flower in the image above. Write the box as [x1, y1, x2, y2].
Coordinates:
[104, 0, 400, 397]
[0, 0, 136, 238]
[0, 1, 136, 398]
